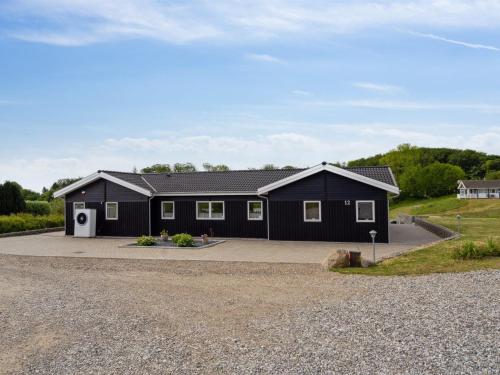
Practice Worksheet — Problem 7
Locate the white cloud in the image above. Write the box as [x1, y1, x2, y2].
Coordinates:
[5, 124, 500, 191]
[3, 0, 500, 45]
[292, 90, 313, 97]
[245, 53, 283, 63]
[302, 99, 500, 113]
[353, 82, 404, 93]
[406, 30, 500, 52]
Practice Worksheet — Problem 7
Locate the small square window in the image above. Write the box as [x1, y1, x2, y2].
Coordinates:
[161, 201, 175, 219]
[356, 201, 375, 222]
[106, 202, 118, 220]
[304, 201, 321, 222]
[248, 201, 263, 220]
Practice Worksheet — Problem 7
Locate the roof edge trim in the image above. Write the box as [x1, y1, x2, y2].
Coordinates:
[53, 172, 152, 198]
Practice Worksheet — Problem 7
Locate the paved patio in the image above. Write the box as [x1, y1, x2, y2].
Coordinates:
[0, 224, 440, 264]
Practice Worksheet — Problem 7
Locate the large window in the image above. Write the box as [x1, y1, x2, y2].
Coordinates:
[356, 201, 375, 223]
[106, 202, 119, 220]
[161, 201, 175, 220]
[196, 201, 225, 220]
[247, 201, 263, 220]
[304, 201, 321, 222]
[73, 202, 85, 219]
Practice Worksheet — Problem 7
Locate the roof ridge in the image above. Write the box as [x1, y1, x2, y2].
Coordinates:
[140, 168, 307, 175]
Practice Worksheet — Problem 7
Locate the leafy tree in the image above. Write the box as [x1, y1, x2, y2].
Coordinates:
[141, 164, 171, 173]
[398, 165, 426, 198]
[484, 159, 500, 174]
[281, 165, 298, 170]
[173, 162, 197, 173]
[40, 178, 81, 201]
[379, 144, 432, 179]
[485, 171, 500, 180]
[261, 164, 280, 170]
[0, 181, 25, 215]
[421, 163, 465, 197]
[22, 188, 41, 201]
[448, 149, 487, 178]
[202, 163, 230, 172]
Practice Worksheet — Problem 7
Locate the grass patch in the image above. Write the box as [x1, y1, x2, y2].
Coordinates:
[336, 198, 500, 276]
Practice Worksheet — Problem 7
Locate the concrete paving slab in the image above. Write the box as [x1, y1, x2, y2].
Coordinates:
[0, 224, 441, 264]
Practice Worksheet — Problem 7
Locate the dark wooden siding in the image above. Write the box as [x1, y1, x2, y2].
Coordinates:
[268, 200, 388, 242]
[151, 196, 267, 238]
[65, 179, 148, 203]
[64, 179, 149, 236]
[268, 171, 389, 242]
[269, 171, 387, 201]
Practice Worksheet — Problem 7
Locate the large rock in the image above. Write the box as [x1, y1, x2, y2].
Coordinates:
[322, 249, 350, 270]
[361, 257, 375, 268]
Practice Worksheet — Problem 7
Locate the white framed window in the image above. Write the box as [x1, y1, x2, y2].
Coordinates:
[105, 202, 119, 220]
[356, 200, 375, 223]
[161, 201, 175, 220]
[196, 201, 225, 220]
[73, 202, 85, 219]
[247, 201, 263, 220]
[304, 201, 321, 222]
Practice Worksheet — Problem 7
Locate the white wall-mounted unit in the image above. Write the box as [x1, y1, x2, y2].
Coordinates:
[74, 209, 96, 238]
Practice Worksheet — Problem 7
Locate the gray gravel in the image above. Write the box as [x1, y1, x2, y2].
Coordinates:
[0, 254, 498, 374]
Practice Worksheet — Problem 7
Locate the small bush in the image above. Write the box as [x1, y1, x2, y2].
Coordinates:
[24, 200, 51, 216]
[172, 233, 195, 247]
[485, 237, 500, 256]
[136, 236, 156, 246]
[0, 213, 64, 234]
[453, 238, 500, 259]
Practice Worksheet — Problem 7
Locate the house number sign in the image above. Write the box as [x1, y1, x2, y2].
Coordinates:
[345, 200, 351, 206]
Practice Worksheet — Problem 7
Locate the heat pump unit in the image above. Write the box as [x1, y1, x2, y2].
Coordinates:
[74, 209, 96, 238]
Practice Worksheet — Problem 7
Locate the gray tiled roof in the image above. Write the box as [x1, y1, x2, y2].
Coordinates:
[103, 166, 397, 194]
[460, 180, 500, 189]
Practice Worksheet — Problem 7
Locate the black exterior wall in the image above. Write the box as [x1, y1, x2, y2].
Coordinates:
[65, 179, 149, 237]
[150, 196, 267, 238]
[267, 171, 389, 242]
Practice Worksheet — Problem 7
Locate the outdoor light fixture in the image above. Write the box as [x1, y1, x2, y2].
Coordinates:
[369, 230, 377, 263]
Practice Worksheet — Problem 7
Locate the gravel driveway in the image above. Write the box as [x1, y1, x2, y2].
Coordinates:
[0, 254, 498, 374]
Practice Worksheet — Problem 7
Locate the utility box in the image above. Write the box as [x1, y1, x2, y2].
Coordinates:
[74, 209, 96, 238]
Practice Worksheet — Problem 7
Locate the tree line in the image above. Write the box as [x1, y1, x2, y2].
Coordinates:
[347, 144, 500, 199]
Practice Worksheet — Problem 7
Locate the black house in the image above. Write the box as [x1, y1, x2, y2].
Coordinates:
[54, 163, 399, 243]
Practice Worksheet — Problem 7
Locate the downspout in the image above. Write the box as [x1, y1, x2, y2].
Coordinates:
[258, 193, 270, 240]
[148, 196, 152, 236]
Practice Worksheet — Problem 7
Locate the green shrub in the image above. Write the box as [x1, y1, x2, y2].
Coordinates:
[136, 236, 156, 246]
[49, 198, 65, 215]
[171, 233, 195, 247]
[24, 200, 51, 216]
[484, 237, 500, 256]
[0, 213, 64, 234]
[453, 239, 500, 259]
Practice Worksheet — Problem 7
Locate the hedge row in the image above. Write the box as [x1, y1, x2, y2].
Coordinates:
[24, 200, 51, 216]
[0, 213, 64, 234]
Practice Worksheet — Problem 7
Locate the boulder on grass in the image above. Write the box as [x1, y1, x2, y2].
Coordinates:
[322, 249, 350, 270]
[361, 257, 375, 268]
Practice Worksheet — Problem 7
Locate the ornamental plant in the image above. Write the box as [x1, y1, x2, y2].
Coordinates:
[171, 233, 195, 247]
[136, 235, 157, 246]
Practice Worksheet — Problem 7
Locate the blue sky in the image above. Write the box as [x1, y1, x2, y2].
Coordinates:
[1, 0, 500, 191]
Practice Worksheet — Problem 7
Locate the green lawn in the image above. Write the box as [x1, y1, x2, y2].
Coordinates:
[335, 197, 500, 276]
